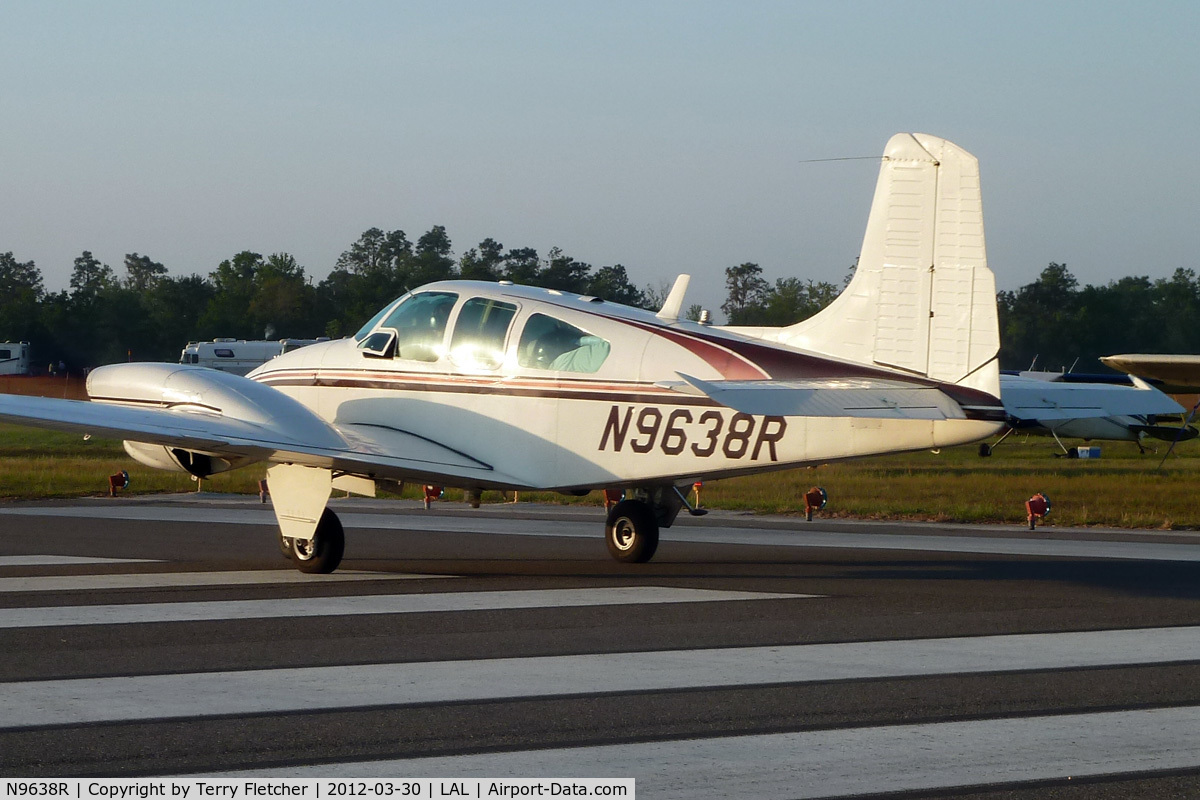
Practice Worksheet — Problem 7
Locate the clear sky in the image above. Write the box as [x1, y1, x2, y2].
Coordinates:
[2, 0, 1198, 319]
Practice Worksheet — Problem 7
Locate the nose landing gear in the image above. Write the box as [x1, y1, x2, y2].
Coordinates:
[286, 508, 345, 574]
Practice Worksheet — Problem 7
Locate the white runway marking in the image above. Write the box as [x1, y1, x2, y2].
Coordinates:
[7, 625, 1200, 729]
[7, 504, 1200, 562]
[0, 569, 447, 593]
[0, 586, 808, 628]
[223, 706, 1200, 798]
[0, 555, 159, 567]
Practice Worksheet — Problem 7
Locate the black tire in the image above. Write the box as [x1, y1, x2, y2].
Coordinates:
[291, 509, 345, 574]
[278, 534, 294, 559]
[978, 443, 992, 457]
[605, 500, 659, 563]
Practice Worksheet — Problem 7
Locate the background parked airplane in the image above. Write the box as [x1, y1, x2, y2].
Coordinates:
[1101, 354, 1200, 394]
[980, 370, 1193, 456]
[1100, 353, 1200, 464]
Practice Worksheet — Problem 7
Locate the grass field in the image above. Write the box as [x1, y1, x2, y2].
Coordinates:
[1, 421, 1197, 529]
[705, 436, 1200, 528]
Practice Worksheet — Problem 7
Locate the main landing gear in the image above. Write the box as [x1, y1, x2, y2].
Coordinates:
[606, 500, 659, 563]
[979, 426, 1015, 457]
[603, 485, 706, 564]
[280, 508, 345, 574]
[268, 472, 699, 571]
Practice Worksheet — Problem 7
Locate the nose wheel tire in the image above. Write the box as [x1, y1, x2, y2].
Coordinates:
[605, 500, 659, 563]
[289, 509, 345, 574]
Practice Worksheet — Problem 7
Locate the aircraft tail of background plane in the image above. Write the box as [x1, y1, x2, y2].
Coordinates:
[764, 133, 1001, 399]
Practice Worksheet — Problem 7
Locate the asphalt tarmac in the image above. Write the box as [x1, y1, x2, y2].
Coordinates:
[4, 494, 1200, 799]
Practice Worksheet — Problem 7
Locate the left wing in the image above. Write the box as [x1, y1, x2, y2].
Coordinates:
[0, 381, 524, 489]
[662, 374, 969, 420]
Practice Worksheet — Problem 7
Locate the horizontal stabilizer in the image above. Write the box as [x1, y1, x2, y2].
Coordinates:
[1000, 375, 1184, 421]
[666, 374, 966, 420]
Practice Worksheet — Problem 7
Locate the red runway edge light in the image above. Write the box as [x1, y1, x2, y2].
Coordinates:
[423, 485, 443, 510]
[1026, 492, 1051, 530]
[108, 470, 129, 496]
[804, 486, 828, 521]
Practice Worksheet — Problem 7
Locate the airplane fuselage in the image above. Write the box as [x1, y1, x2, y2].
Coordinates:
[250, 281, 1001, 491]
[1025, 416, 1143, 442]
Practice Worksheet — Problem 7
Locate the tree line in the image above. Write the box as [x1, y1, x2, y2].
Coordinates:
[996, 262, 1200, 373]
[0, 226, 651, 369]
[3, 222, 1197, 376]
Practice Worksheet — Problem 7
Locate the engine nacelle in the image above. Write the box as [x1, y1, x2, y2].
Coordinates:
[122, 440, 256, 477]
[85, 362, 346, 478]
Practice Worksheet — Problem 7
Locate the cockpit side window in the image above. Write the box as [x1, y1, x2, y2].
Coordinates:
[517, 313, 610, 373]
[378, 291, 459, 362]
[449, 297, 517, 370]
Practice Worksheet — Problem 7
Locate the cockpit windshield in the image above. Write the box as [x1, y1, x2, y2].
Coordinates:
[379, 291, 459, 362]
[353, 296, 405, 342]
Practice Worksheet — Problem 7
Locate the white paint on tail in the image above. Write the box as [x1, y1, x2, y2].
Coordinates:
[755, 133, 1000, 398]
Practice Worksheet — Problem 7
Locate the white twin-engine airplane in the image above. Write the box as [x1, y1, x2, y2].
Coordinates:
[0, 133, 1011, 573]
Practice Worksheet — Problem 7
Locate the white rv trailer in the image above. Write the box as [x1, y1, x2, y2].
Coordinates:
[179, 339, 327, 376]
[0, 342, 31, 376]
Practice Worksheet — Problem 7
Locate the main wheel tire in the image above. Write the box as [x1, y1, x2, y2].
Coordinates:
[291, 509, 345, 574]
[605, 499, 659, 563]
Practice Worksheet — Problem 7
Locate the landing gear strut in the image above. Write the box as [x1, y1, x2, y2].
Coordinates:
[979, 426, 1014, 457]
[287, 508, 345, 574]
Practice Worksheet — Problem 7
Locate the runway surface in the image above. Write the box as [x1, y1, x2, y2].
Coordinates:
[4, 495, 1200, 799]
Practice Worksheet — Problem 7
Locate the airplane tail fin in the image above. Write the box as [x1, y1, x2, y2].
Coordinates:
[772, 133, 1000, 399]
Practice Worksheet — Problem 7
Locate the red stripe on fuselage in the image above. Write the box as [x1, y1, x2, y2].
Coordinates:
[543, 300, 898, 382]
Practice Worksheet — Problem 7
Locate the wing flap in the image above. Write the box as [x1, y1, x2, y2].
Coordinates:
[667, 373, 966, 420]
[332, 423, 495, 472]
